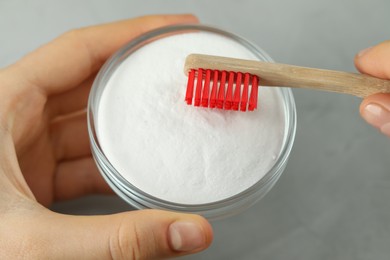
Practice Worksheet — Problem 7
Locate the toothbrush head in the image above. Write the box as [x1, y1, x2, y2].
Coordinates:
[185, 68, 259, 111]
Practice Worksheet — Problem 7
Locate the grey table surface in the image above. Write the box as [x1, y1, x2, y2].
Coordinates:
[1, 0, 390, 259]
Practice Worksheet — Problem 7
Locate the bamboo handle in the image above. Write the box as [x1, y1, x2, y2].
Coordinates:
[184, 54, 390, 98]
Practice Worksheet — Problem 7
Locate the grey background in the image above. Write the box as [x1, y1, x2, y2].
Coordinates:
[1, 0, 390, 259]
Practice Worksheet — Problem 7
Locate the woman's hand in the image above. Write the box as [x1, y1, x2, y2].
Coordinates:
[356, 40, 390, 136]
[0, 14, 212, 259]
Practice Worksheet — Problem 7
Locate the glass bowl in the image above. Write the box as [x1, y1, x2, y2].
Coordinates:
[88, 24, 297, 220]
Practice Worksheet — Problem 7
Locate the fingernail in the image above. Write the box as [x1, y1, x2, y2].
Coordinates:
[357, 46, 373, 58]
[169, 221, 205, 252]
[362, 103, 390, 135]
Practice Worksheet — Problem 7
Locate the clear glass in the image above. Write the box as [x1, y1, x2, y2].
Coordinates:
[88, 24, 297, 220]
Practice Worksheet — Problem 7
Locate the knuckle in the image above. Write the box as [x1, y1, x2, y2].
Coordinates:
[109, 219, 144, 260]
[61, 27, 102, 74]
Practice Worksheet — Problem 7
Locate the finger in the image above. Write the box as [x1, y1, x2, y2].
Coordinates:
[54, 156, 112, 201]
[16, 14, 199, 96]
[355, 40, 390, 136]
[47, 74, 95, 118]
[47, 210, 213, 259]
[50, 111, 90, 161]
[354, 40, 390, 79]
[360, 93, 390, 137]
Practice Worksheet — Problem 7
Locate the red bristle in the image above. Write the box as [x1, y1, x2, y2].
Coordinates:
[240, 73, 250, 111]
[202, 69, 211, 107]
[217, 71, 227, 109]
[194, 68, 203, 107]
[248, 75, 259, 111]
[186, 69, 258, 112]
[210, 70, 219, 108]
[253, 75, 259, 109]
[224, 71, 235, 110]
[232, 72, 242, 110]
[185, 69, 195, 105]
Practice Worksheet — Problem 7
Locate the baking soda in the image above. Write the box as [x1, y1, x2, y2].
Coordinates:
[97, 32, 285, 204]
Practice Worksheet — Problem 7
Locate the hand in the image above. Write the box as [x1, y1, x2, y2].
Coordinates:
[0, 15, 212, 259]
[355, 40, 390, 136]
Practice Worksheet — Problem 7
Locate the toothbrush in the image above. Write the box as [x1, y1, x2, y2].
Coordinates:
[184, 54, 390, 111]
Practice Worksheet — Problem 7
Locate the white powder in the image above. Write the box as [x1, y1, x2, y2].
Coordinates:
[97, 32, 286, 204]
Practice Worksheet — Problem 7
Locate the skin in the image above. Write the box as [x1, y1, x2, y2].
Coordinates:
[0, 15, 213, 259]
[356, 40, 390, 136]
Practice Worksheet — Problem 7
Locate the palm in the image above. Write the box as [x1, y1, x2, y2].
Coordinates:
[12, 73, 107, 206]
[18, 117, 57, 206]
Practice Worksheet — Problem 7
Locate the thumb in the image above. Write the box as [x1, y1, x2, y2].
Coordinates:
[355, 40, 390, 136]
[51, 209, 213, 259]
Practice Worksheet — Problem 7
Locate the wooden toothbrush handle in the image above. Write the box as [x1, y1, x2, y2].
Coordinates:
[185, 54, 390, 98]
